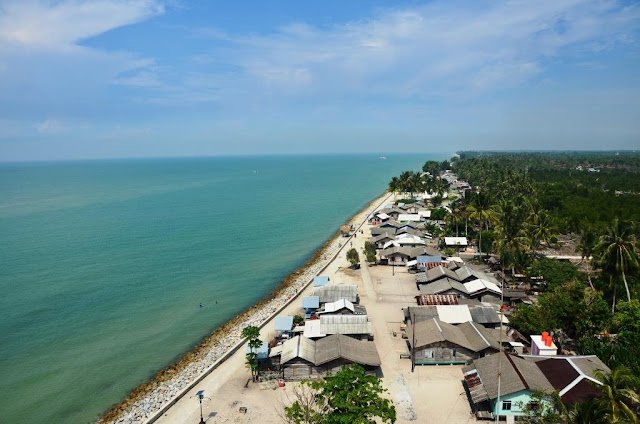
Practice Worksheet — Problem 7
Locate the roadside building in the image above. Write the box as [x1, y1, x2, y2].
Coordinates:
[312, 285, 358, 304]
[303, 314, 372, 340]
[302, 296, 320, 318]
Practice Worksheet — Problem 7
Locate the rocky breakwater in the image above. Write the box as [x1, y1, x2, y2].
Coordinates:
[99, 193, 389, 424]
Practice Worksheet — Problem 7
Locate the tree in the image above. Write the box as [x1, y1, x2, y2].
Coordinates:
[422, 160, 440, 176]
[527, 210, 556, 257]
[577, 226, 598, 290]
[346, 248, 359, 267]
[593, 366, 640, 423]
[242, 325, 262, 382]
[466, 191, 496, 257]
[594, 219, 639, 312]
[364, 241, 377, 263]
[285, 364, 396, 424]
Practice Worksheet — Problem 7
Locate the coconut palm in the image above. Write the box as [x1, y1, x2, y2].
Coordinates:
[577, 226, 598, 290]
[388, 176, 400, 195]
[493, 199, 530, 274]
[593, 366, 640, 423]
[467, 191, 496, 257]
[527, 210, 556, 257]
[594, 219, 639, 311]
[567, 398, 608, 424]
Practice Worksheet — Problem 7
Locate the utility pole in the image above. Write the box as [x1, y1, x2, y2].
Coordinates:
[495, 267, 506, 423]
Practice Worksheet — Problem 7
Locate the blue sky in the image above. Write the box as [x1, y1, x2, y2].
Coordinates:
[0, 0, 639, 161]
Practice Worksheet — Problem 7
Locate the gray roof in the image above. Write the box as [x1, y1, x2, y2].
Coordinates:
[408, 318, 499, 353]
[417, 265, 460, 283]
[315, 334, 381, 366]
[455, 266, 477, 281]
[313, 285, 358, 303]
[380, 246, 426, 259]
[468, 306, 501, 325]
[320, 314, 371, 335]
[419, 278, 468, 295]
[280, 335, 316, 364]
[371, 233, 395, 243]
[370, 227, 397, 236]
[469, 352, 555, 400]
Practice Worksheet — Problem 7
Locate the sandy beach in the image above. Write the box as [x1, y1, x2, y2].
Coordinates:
[129, 190, 477, 424]
[99, 191, 394, 424]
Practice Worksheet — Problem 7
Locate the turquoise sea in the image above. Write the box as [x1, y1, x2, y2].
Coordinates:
[0, 154, 444, 423]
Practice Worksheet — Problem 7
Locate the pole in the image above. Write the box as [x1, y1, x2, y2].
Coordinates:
[199, 396, 204, 424]
[495, 267, 506, 424]
[411, 309, 416, 373]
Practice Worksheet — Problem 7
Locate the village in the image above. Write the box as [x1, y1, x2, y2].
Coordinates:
[149, 168, 615, 424]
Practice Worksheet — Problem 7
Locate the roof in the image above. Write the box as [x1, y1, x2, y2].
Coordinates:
[420, 278, 468, 295]
[280, 335, 381, 367]
[408, 317, 500, 353]
[417, 255, 442, 264]
[280, 335, 316, 364]
[313, 276, 329, 287]
[380, 246, 426, 259]
[455, 266, 477, 281]
[376, 212, 390, 220]
[371, 233, 395, 243]
[464, 279, 502, 296]
[468, 352, 554, 400]
[274, 316, 294, 332]
[416, 265, 460, 283]
[320, 298, 355, 314]
[444, 237, 468, 246]
[398, 213, 422, 222]
[313, 285, 358, 303]
[404, 305, 472, 324]
[468, 306, 501, 324]
[315, 334, 381, 366]
[415, 294, 459, 305]
[304, 315, 371, 337]
[303, 296, 320, 309]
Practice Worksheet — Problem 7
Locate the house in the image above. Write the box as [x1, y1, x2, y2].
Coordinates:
[463, 279, 502, 303]
[371, 233, 396, 249]
[368, 212, 390, 225]
[378, 207, 403, 220]
[313, 276, 329, 287]
[503, 288, 529, 306]
[274, 316, 294, 338]
[404, 304, 501, 328]
[379, 220, 403, 230]
[416, 265, 460, 285]
[382, 234, 425, 249]
[380, 246, 427, 265]
[419, 278, 469, 297]
[417, 255, 445, 270]
[464, 352, 610, 419]
[407, 318, 499, 365]
[273, 334, 381, 380]
[444, 237, 468, 247]
[370, 227, 397, 237]
[303, 314, 372, 340]
[530, 333, 557, 356]
[302, 296, 320, 318]
[418, 210, 432, 219]
[395, 227, 424, 237]
[312, 285, 358, 303]
[398, 213, 422, 222]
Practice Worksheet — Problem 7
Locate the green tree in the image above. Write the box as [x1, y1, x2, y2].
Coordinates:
[285, 364, 396, 424]
[577, 226, 598, 290]
[593, 366, 640, 423]
[422, 160, 440, 176]
[346, 248, 359, 267]
[594, 219, 639, 312]
[466, 191, 496, 257]
[242, 325, 262, 382]
[364, 241, 377, 263]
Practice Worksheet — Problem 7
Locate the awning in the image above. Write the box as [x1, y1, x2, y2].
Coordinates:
[406, 260, 417, 267]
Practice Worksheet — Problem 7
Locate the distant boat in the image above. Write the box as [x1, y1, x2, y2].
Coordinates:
[379, 156, 387, 160]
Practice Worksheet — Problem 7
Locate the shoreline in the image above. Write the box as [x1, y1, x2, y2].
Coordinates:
[97, 190, 392, 424]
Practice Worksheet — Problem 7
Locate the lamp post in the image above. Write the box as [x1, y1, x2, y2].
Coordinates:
[196, 390, 206, 424]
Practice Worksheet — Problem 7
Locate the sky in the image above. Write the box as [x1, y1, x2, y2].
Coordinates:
[0, 0, 639, 161]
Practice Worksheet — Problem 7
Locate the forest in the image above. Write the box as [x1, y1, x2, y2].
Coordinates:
[388, 151, 640, 422]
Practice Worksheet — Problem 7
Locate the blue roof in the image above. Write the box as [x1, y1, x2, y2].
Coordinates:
[314, 276, 329, 287]
[274, 316, 294, 332]
[303, 296, 320, 309]
[418, 255, 441, 264]
[245, 340, 269, 359]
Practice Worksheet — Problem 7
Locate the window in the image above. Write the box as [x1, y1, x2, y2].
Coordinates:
[528, 401, 540, 411]
[502, 401, 512, 411]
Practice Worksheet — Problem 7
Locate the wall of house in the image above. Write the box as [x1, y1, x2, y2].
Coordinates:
[491, 390, 537, 417]
[414, 343, 475, 364]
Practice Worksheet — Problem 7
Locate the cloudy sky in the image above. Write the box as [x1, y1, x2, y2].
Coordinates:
[0, 0, 639, 161]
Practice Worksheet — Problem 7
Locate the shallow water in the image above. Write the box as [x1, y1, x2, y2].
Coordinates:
[0, 153, 444, 423]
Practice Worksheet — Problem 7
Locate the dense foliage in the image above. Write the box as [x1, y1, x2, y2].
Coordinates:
[284, 364, 396, 424]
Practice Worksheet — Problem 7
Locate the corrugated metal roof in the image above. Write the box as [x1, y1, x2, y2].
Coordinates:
[313, 285, 358, 303]
[435, 305, 473, 324]
[274, 316, 294, 332]
[444, 237, 468, 246]
[302, 296, 320, 309]
[321, 299, 355, 313]
[313, 276, 329, 287]
[420, 278, 468, 295]
[468, 306, 501, 324]
[315, 334, 381, 366]
[280, 336, 316, 364]
[319, 314, 371, 335]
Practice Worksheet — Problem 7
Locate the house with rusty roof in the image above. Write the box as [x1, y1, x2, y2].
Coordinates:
[463, 352, 610, 420]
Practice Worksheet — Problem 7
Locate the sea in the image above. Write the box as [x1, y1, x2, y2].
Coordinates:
[0, 153, 444, 423]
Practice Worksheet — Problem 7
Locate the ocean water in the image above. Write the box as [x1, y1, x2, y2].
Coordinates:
[0, 154, 443, 423]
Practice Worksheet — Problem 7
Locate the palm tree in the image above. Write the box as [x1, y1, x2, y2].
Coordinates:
[527, 210, 556, 257]
[577, 226, 598, 290]
[388, 176, 400, 196]
[567, 398, 608, 424]
[467, 191, 496, 257]
[594, 219, 639, 311]
[494, 199, 531, 275]
[593, 366, 640, 423]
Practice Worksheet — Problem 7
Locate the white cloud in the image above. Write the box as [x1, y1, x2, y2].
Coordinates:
[35, 118, 64, 134]
[205, 0, 640, 98]
[0, 0, 164, 50]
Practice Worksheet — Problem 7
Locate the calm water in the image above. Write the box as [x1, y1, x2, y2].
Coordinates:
[0, 154, 443, 423]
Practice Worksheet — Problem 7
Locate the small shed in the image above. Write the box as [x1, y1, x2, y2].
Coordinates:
[531, 333, 558, 356]
[313, 276, 329, 287]
[302, 296, 320, 318]
[275, 316, 294, 337]
[444, 237, 468, 247]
